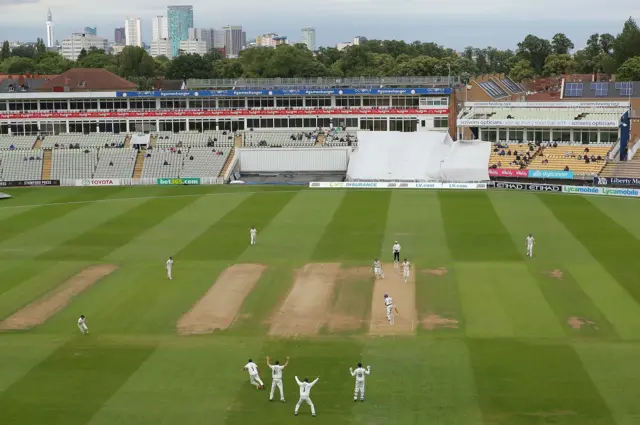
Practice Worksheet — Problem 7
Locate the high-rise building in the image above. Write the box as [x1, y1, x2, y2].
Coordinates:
[61, 33, 109, 60]
[189, 28, 215, 52]
[213, 29, 226, 49]
[84, 27, 97, 36]
[300, 27, 316, 51]
[114, 27, 125, 45]
[179, 39, 207, 55]
[222, 25, 245, 58]
[150, 38, 172, 58]
[152, 16, 168, 41]
[46, 9, 54, 48]
[256, 33, 288, 48]
[124, 17, 142, 47]
[167, 5, 194, 58]
[353, 36, 367, 45]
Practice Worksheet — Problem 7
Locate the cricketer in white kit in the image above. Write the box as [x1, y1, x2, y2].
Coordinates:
[402, 259, 411, 283]
[243, 359, 265, 389]
[372, 259, 384, 279]
[392, 241, 401, 268]
[384, 293, 396, 324]
[250, 226, 257, 246]
[267, 355, 289, 402]
[526, 234, 535, 258]
[166, 256, 173, 280]
[294, 376, 319, 417]
[78, 315, 88, 334]
[349, 363, 371, 401]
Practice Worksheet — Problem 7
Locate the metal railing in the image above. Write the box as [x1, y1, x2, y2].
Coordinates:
[187, 76, 460, 90]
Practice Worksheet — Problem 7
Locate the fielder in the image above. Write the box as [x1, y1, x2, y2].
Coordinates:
[250, 226, 257, 246]
[526, 233, 535, 258]
[392, 241, 401, 268]
[402, 258, 411, 284]
[166, 256, 173, 280]
[77, 315, 88, 334]
[349, 363, 371, 401]
[372, 258, 384, 279]
[294, 376, 319, 417]
[384, 293, 396, 325]
[267, 355, 289, 402]
[243, 359, 265, 389]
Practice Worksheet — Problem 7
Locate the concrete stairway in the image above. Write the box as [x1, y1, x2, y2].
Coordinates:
[218, 148, 235, 178]
[132, 151, 145, 178]
[123, 134, 132, 148]
[41, 149, 52, 180]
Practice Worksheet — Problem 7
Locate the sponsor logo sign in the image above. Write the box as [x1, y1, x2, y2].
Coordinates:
[488, 168, 529, 178]
[442, 183, 487, 190]
[466, 101, 629, 109]
[309, 182, 321, 187]
[528, 169, 574, 179]
[0, 180, 60, 187]
[115, 87, 452, 97]
[593, 176, 640, 186]
[562, 185, 640, 197]
[458, 119, 617, 128]
[156, 178, 201, 185]
[494, 182, 562, 192]
[308, 182, 487, 190]
[77, 179, 120, 186]
[1, 108, 448, 121]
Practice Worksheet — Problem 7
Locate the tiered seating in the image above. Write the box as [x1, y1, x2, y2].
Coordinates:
[528, 144, 611, 175]
[243, 131, 317, 147]
[41, 134, 126, 149]
[460, 107, 622, 122]
[180, 148, 231, 177]
[0, 150, 43, 180]
[156, 131, 234, 148]
[324, 131, 358, 147]
[0, 135, 37, 150]
[51, 149, 99, 179]
[489, 143, 539, 169]
[94, 149, 137, 178]
[140, 149, 184, 178]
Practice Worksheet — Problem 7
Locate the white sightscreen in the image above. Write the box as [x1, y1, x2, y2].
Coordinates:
[347, 131, 490, 182]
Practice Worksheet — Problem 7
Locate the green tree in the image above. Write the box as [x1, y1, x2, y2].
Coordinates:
[509, 59, 535, 82]
[0, 40, 9, 61]
[613, 17, 640, 67]
[35, 54, 73, 74]
[211, 59, 243, 78]
[486, 47, 514, 74]
[599, 33, 615, 55]
[118, 46, 155, 78]
[394, 56, 442, 76]
[551, 33, 574, 55]
[517, 35, 552, 73]
[10, 45, 36, 59]
[77, 48, 88, 61]
[0, 56, 36, 74]
[79, 50, 115, 70]
[127, 76, 155, 90]
[616, 56, 640, 81]
[153, 55, 171, 76]
[35, 38, 46, 54]
[543, 53, 577, 76]
[316, 47, 344, 68]
[165, 53, 212, 79]
[264, 44, 327, 78]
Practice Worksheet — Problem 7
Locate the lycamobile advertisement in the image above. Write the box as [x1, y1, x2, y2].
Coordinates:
[562, 185, 640, 197]
[157, 178, 201, 185]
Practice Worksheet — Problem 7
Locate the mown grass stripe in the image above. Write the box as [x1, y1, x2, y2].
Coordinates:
[539, 194, 640, 306]
[0, 203, 87, 244]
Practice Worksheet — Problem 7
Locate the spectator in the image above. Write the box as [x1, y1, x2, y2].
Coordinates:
[189, 155, 194, 160]
[597, 155, 603, 161]
[507, 150, 512, 156]
[109, 161, 114, 166]
[553, 142, 558, 148]
[564, 165, 570, 171]
[578, 155, 583, 160]
[9, 144, 14, 150]
[163, 160, 169, 165]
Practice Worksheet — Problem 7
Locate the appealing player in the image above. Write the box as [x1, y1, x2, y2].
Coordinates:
[349, 363, 371, 401]
[526, 233, 535, 258]
[384, 293, 396, 325]
[77, 315, 88, 334]
[166, 256, 173, 280]
[243, 359, 265, 389]
[402, 258, 411, 283]
[267, 355, 289, 402]
[250, 226, 257, 246]
[392, 241, 401, 268]
[294, 376, 319, 417]
[372, 259, 384, 279]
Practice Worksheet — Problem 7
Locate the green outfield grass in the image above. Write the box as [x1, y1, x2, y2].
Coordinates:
[1, 185, 640, 425]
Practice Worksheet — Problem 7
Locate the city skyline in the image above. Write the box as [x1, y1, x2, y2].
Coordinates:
[0, 4, 638, 50]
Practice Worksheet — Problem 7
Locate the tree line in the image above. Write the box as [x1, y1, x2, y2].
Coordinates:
[1, 17, 640, 89]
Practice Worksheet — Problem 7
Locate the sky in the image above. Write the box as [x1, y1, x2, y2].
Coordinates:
[0, 0, 638, 51]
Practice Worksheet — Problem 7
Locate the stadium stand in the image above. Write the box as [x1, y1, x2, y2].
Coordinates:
[459, 107, 620, 122]
[94, 148, 138, 178]
[243, 131, 318, 147]
[155, 131, 235, 148]
[51, 149, 99, 179]
[0, 150, 43, 180]
[140, 149, 185, 178]
[40, 134, 126, 149]
[527, 144, 610, 175]
[324, 130, 358, 147]
[180, 148, 231, 177]
[0, 135, 37, 150]
[489, 143, 540, 169]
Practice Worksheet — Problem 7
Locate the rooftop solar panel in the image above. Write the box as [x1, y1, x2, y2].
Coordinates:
[500, 78, 524, 93]
[565, 82, 583, 97]
[615, 82, 633, 96]
[591, 82, 609, 97]
[479, 81, 508, 99]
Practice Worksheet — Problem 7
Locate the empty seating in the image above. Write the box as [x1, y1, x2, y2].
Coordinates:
[41, 134, 126, 149]
[94, 149, 137, 178]
[155, 131, 234, 148]
[51, 149, 99, 179]
[0, 135, 37, 150]
[180, 148, 230, 177]
[140, 149, 184, 178]
[0, 150, 43, 180]
[243, 131, 317, 147]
